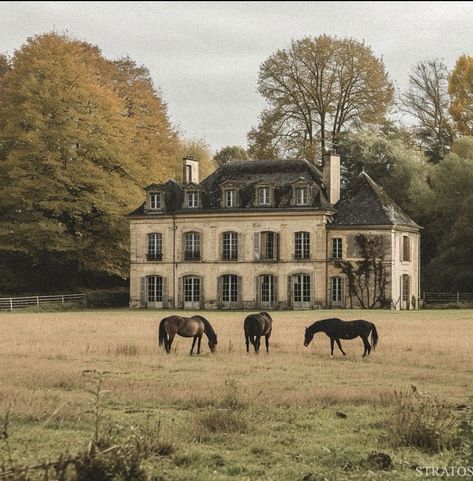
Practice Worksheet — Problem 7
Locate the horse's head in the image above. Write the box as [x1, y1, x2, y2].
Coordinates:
[304, 326, 314, 347]
[209, 334, 218, 353]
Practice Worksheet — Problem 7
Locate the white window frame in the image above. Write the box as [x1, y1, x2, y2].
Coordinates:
[147, 233, 162, 260]
[222, 232, 238, 260]
[331, 277, 343, 303]
[147, 275, 163, 303]
[222, 274, 238, 303]
[258, 187, 270, 206]
[295, 232, 310, 259]
[332, 238, 343, 259]
[184, 232, 200, 260]
[293, 274, 311, 303]
[295, 187, 308, 206]
[225, 189, 236, 207]
[187, 190, 199, 208]
[149, 192, 161, 209]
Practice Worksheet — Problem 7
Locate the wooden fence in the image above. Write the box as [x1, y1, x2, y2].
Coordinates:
[0, 293, 85, 311]
[424, 291, 473, 306]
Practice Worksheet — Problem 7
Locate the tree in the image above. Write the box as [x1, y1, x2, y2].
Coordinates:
[449, 55, 473, 135]
[249, 35, 394, 162]
[213, 145, 249, 166]
[401, 59, 453, 162]
[335, 234, 391, 309]
[0, 33, 181, 292]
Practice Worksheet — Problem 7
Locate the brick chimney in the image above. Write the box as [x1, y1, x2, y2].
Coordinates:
[183, 155, 199, 184]
[322, 150, 340, 205]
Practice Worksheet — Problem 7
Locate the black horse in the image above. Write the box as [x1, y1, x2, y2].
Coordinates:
[158, 315, 218, 355]
[244, 311, 273, 353]
[304, 318, 378, 357]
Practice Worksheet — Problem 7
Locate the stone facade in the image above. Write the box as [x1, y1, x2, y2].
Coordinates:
[128, 154, 421, 310]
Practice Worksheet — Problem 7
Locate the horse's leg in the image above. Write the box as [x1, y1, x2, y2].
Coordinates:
[167, 333, 176, 354]
[190, 336, 197, 355]
[265, 333, 270, 353]
[245, 334, 250, 353]
[197, 334, 202, 354]
[330, 337, 335, 357]
[335, 338, 346, 356]
[361, 335, 370, 357]
[255, 335, 261, 354]
[250, 335, 257, 352]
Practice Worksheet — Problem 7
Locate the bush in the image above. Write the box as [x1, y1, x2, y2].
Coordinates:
[455, 402, 473, 466]
[85, 289, 129, 308]
[388, 386, 456, 452]
[197, 408, 247, 434]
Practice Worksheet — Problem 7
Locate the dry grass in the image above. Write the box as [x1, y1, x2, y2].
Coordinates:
[0, 309, 472, 420]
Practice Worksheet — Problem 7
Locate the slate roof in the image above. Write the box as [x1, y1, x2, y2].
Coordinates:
[330, 171, 420, 228]
[128, 159, 333, 215]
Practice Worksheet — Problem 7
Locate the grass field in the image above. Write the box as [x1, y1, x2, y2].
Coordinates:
[0, 308, 472, 480]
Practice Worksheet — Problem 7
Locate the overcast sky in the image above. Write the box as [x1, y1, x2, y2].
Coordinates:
[2, 1, 473, 152]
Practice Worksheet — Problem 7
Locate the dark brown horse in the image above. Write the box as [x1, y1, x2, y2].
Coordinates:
[304, 318, 378, 357]
[158, 315, 217, 355]
[244, 311, 273, 353]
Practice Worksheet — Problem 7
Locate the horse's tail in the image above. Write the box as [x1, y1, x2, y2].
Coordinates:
[370, 323, 379, 350]
[158, 319, 168, 349]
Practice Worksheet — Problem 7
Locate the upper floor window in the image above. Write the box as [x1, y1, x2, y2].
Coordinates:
[187, 190, 199, 208]
[295, 187, 308, 206]
[149, 192, 161, 209]
[402, 235, 411, 262]
[222, 232, 238, 260]
[258, 187, 270, 206]
[295, 232, 310, 259]
[332, 238, 343, 259]
[254, 231, 278, 261]
[184, 232, 200, 260]
[147, 233, 162, 261]
[225, 189, 236, 208]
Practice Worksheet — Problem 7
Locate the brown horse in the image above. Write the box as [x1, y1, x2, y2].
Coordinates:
[158, 315, 218, 355]
[244, 311, 273, 353]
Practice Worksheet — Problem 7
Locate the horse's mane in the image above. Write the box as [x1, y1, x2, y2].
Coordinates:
[191, 315, 216, 340]
[307, 318, 342, 333]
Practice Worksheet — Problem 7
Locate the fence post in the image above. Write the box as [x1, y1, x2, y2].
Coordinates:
[62, 295, 64, 304]
[10, 298, 13, 311]
[457, 291, 460, 307]
[36, 296, 39, 307]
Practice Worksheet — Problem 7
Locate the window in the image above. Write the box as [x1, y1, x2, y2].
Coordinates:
[185, 165, 192, 183]
[295, 187, 308, 206]
[260, 275, 276, 305]
[225, 189, 236, 207]
[222, 232, 238, 260]
[147, 276, 163, 303]
[149, 192, 161, 209]
[331, 277, 343, 303]
[187, 190, 199, 208]
[222, 274, 238, 303]
[258, 187, 270, 206]
[147, 233, 162, 261]
[184, 276, 200, 303]
[402, 236, 411, 262]
[293, 274, 311, 303]
[184, 232, 200, 260]
[260, 231, 277, 260]
[402, 274, 410, 302]
[295, 232, 310, 259]
[332, 238, 343, 259]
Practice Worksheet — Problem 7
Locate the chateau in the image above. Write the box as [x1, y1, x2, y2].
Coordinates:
[127, 153, 420, 310]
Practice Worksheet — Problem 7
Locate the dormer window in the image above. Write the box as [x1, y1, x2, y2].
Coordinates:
[187, 190, 199, 208]
[150, 192, 162, 209]
[295, 187, 308, 206]
[225, 189, 236, 207]
[258, 187, 270, 206]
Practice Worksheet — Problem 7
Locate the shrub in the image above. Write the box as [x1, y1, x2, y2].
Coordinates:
[455, 402, 473, 466]
[197, 408, 247, 434]
[85, 289, 129, 308]
[388, 386, 456, 452]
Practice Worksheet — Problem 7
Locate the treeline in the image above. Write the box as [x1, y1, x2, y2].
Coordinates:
[0, 33, 214, 293]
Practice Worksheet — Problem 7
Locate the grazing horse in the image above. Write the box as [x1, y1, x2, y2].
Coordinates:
[244, 311, 273, 353]
[158, 315, 217, 355]
[304, 318, 378, 358]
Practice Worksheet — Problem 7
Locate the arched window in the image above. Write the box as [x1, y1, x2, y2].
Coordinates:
[402, 236, 411, 262]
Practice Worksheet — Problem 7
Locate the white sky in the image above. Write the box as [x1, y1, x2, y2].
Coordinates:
[2, 1, 473, 152]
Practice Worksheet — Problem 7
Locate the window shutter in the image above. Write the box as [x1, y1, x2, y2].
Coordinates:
[340, 277, 345, 307]
[162, 277, 168, 308]
[237, 276, 242, 308]
[273, 276, 278, 308]
[275, 233, 280, 260]
[287, 275, 292, 309]
[140, 277, 147, 308]
[199, 276, 204, 308]
[400, 237, 403, 261]
[253, 232, 260, 260]
[178, 276, 183, 308]
[237, 233, 243, 261]
[217, 275, 223, 308]
[255, 276, 261, 308]
[219, 233, 223, 260]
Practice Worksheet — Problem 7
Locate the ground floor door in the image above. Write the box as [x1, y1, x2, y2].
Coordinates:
[401, 274, 410, 310]
[183, 276, 201, 309]
[147, 275, 163, 308]
[331, 276, 345, 308]
[292, 274, 311, 309]
[258, 275, 277, 309]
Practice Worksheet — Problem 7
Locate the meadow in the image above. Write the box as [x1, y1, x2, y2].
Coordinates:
[0, 308, 472, 480]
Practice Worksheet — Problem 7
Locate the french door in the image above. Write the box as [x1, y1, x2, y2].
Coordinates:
[183, 276, 201, 309]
